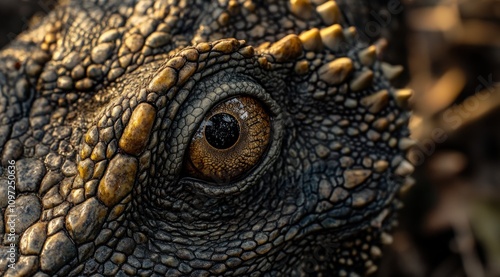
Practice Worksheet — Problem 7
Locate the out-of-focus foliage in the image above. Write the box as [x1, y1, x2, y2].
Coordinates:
[379, 0, 500, 276]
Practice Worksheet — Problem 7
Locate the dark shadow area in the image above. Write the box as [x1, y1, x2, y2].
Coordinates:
[0, 0, 55, 48]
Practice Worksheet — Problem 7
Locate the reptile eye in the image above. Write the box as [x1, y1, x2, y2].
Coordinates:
[185, 96, 271, 183]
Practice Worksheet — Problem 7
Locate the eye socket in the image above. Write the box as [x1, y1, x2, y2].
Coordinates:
[185, 96, 271, 183]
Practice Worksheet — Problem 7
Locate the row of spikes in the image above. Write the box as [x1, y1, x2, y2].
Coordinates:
[288, 0, 418, 222]
[294, 25, 413, 110]
[289, 0, 341, 23]
[264, 27, 413, 110]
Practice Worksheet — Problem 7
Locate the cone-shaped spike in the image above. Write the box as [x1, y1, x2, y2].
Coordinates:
[394, 89, 413, 108]
[290, 0, 313, 20]
[316, 1, 341, 25]
[350, 70, 374, 91]
[381, 62, 404, 80]
[361, 90, 389, 113]
[268, 34, 303, 62]
[318, 57, 353, 85]
[299, 28, 324, 52]
[359, 45, 377, 66]
[320, 24, 344, 51]
[398, 138, 417, 150]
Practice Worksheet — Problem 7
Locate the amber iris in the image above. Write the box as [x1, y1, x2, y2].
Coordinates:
[186, 96, 271, 183]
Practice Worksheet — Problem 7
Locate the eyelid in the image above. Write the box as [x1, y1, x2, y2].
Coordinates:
[160, 75, 271, 167]
[155, 72, 283, 197]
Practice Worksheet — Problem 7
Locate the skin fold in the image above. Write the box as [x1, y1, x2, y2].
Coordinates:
[0, 0, 414, 276]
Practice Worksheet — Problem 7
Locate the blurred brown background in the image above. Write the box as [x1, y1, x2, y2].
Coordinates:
[378, 0, 500, 276]
[1, 0, 499, 276]
[0, 0, 53, 48]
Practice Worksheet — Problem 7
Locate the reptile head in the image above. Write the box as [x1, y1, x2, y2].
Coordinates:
[0, 0, 414, 276]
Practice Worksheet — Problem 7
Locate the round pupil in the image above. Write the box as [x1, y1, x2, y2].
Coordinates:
[205, 113, 240, 149]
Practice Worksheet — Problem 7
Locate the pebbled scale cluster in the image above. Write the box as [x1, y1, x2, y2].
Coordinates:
[0, 0, 415, 276]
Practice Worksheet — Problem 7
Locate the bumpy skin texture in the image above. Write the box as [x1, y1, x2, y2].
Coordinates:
[0, 0, 414, 276]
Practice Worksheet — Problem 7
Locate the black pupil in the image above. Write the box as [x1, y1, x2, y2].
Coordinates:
[205, 113, 240, 149]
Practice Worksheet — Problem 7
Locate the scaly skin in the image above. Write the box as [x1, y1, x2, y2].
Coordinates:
[0, 0, 414, 276]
